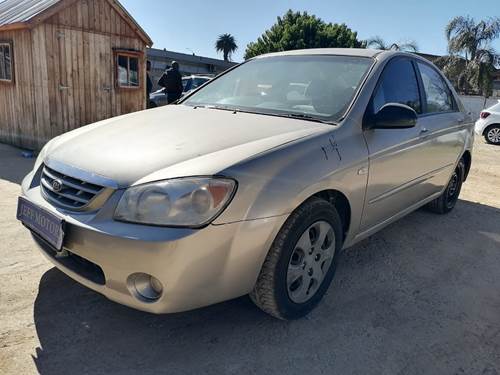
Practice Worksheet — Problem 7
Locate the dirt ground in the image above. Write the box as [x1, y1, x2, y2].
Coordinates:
[0, 139, 499, 375]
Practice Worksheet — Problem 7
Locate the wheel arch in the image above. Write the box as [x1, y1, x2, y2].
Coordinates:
[461, 150, 472, 181]
[307, 189, 352, 241]
[483, 123, 500, 136]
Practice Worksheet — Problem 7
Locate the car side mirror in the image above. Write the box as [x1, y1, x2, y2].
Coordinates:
[368, 103, 417, 129]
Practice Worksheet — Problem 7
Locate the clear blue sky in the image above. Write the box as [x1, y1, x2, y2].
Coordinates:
[121, 0, 500, 62]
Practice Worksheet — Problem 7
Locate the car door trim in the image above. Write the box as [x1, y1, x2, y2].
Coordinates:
[368, 163, 454, 204]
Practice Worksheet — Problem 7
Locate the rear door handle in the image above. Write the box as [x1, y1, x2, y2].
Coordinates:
[420, 127, 429, 134]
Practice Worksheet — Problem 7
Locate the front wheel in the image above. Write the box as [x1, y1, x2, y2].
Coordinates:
[250, 198, 343, 320]
[426, 159, 464, 214]
[484, 125, 500, 145]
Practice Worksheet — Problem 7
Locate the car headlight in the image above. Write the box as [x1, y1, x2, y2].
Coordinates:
[114, 177, 237, 227]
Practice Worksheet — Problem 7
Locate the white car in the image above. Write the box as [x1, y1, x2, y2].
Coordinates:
[475, 101, 500, 145]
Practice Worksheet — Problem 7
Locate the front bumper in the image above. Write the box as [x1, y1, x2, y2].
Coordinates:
[22, 177, 287, 314]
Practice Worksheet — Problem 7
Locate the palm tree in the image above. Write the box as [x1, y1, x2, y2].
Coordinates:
[438, 16, 500, 96]
[366, 36, 418, 52]
[215, 34, 238, 61]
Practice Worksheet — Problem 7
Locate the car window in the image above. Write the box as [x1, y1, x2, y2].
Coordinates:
[417, 62, 454, 113]
[182, 78, 192, 92]
[192, 78, 209, 89]
[184, 55, 374, 122]
[372, 58, 421, 114]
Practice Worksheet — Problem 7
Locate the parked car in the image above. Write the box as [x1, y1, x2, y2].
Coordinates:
[18, 49, 473, 320]
[475, 101, 500, 145]
[149, 75, 211, 107]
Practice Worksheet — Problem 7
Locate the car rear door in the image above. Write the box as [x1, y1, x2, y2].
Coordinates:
[361, 57, 431, 231]
[413, 60, 468, 192]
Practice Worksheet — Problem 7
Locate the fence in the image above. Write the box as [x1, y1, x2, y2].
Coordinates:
[458, 95, 500, 121]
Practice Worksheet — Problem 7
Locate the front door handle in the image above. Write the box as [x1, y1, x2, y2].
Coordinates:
[420, 127, 429, 134]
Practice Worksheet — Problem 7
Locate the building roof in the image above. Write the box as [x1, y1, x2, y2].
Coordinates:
[148, 48, 237, 69]
[0, 0, 59, 26]
[0, 0, 152, 45]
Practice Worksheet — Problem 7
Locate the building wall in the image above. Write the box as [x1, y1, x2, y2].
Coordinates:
[147, 48, 237, 91]
[0, 0, 147, 150]
[0, 29, 38, 148]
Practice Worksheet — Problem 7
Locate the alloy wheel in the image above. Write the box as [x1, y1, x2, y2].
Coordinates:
[445, 171, 460, 208]
[286, 221, 336, 303]
[487, 127, 500, 144]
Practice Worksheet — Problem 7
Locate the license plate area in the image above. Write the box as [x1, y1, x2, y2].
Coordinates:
[17, 197, 65, 250]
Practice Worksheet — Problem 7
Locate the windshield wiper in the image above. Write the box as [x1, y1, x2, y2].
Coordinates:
[191, 105, 337, 125]
[281, 113, 336, 125]
[193, 104, 235, 112]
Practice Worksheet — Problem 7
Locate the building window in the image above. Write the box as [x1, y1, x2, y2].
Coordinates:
[115, 51, 141, 88]
[0, 42, 13, 83]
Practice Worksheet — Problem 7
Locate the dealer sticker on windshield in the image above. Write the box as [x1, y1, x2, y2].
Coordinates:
[16, 197, 65, 250]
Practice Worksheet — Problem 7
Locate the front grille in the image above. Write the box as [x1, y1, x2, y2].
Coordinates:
[40, 165, 105, 210]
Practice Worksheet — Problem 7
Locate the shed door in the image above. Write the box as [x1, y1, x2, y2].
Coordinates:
[55, 29, 112, 131]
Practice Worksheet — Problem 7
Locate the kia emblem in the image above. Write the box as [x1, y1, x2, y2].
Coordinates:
[52, 179, 63, 192]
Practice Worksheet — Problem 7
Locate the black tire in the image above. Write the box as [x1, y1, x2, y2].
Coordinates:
[250, 197, 343, 320]
[426, 159, 465, 214]
[484, 125, 500, 145]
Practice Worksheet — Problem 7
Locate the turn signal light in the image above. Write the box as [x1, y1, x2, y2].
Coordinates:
[480, 111, 491, 119]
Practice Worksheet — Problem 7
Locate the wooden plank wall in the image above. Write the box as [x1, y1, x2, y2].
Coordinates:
[0, 0, 147, 150]
[0, 29, 38, 148]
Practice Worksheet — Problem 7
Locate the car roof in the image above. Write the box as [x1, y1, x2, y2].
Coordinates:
[252, 48, 431, 63]
[254, 48, 388, 59]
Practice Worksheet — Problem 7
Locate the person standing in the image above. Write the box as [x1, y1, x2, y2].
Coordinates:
[146, 60, 153, 108]
[158, 61, 183, 104]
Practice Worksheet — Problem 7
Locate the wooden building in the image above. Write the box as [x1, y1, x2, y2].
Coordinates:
[0, 0, 153, 150]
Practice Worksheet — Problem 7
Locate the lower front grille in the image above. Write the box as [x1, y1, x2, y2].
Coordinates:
[32, 232, 106, 285]
[40, 165, 105, 210]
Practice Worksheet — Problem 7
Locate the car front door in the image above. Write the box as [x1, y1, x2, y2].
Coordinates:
[361, 57, 431, 231]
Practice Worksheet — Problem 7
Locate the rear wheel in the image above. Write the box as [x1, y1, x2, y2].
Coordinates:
[250, 198, 343, 320]
[426, 159, 464, 214]
[484, 125, 500, 145]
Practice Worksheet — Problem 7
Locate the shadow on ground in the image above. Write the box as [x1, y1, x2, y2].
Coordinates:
[0, 144, 35, 185]
[32, 200, 500, 375]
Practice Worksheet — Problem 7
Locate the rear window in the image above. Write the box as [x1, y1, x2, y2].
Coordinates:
[417, 62, 455, 113]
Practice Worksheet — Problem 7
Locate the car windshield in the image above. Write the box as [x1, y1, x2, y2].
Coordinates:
[183, 55, 373, 122]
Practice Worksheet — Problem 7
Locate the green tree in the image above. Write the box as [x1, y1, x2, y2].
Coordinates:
[215, 33, 238, 61]
[437, 16, 500, 96]
[366, 36, 418, 52]
[244, 10, 364, 59]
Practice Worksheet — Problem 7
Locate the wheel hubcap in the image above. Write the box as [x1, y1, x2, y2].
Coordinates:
[286, 221, 336, 303]
[487, 128, 500, 143]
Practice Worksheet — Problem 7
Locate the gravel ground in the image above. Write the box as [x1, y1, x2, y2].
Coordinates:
[0, 139, 499, 375]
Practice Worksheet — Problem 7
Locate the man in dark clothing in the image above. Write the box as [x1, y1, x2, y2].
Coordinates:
[158, 61, 183, 104]
[146, 60, 153, 108]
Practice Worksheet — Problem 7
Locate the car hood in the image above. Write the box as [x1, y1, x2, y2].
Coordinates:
[44, 105, 331, 187]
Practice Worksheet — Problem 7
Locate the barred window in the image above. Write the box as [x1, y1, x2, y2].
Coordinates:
[0, 42, 13, 82]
